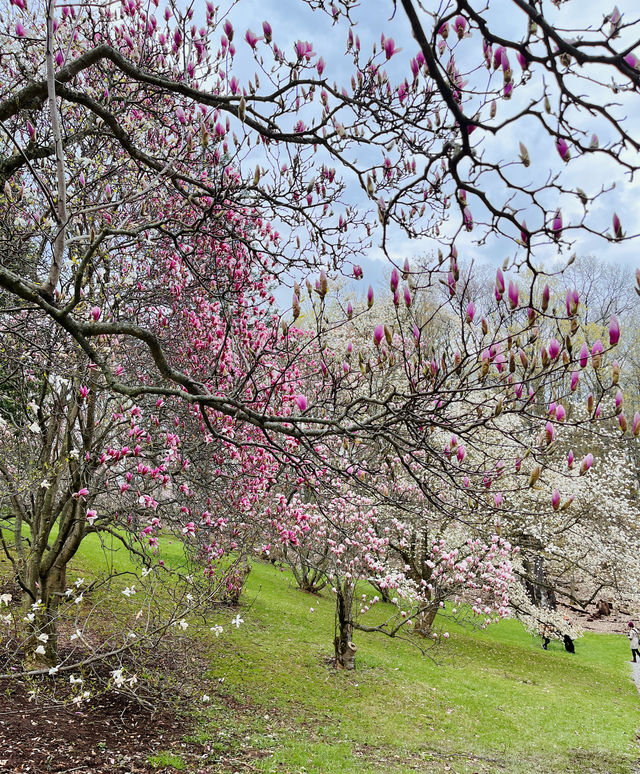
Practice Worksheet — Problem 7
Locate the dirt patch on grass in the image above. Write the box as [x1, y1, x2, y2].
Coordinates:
[0, 678, 187, 773]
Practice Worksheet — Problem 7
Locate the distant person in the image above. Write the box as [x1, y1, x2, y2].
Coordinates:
[540, 624, 552, 650]
[563, 634, 575, 653]
[628, 622, 640, 663]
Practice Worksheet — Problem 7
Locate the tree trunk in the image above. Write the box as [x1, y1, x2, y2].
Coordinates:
[23, 559, 66, 668]
[334, 582, 357, 669]
[414, 604, 438, 637]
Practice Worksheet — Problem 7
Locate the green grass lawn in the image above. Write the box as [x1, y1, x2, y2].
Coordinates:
[4, 532, 639, 774]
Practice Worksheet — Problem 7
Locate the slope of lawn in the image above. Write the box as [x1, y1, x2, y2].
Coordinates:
[5, 532, 640, 774]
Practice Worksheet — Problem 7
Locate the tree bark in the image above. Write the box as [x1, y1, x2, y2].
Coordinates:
[334, 582, 357, 669]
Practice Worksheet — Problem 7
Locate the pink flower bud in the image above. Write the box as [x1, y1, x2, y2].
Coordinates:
[494, 492, 502, 507]
[262, 21, 272, 42]
[541, 284, 550, 311]
[567, 449, 574, 469]
[384, 37, 396, 60]
[403, 286, 412, 308]
[294, 395, 307, 412]
[633, 412, 640, 437]
[353, 265, 363, 280]
[457, 445, 466, 462]
[317, 57, 325, 76]
[347, 302, 353, 319]
[373, 324, 384, 346]
[570, 370, 579, 391]
[615, 389, 623, 412]
[579, 343, 589, 369]
[507, 281, 519, 310]
[91, 306, 101, 321]
[466, 302, 475, 323]
[551, 210, 563, 241]
[551, 490, 560, 511]
[612, 212, 623, 240]
[390, 268, 399, 293]
[495, 268, 505, 299]
[556, 137, 570, 161]
[367, 285, 374, 308]
[453, 15, 466, 38]
[548, 338, 560, 360]
[579, 453, 593, 475]
[245, 29, 259, 49]
[463, 476, 470, 488]
[591, 339, 603, 369]
[609, 315, 620, 346]
[545, 421, 555, 444]
[292, 293, 300, 319]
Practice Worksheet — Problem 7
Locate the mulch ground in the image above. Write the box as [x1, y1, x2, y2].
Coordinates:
[0, 669, 272, 774]
[0, 678, 190, 774]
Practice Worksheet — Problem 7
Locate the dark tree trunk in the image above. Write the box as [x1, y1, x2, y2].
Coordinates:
[334, 583, 357, 669]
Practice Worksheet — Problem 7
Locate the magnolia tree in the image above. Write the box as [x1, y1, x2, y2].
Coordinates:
[0, 0, 639, 671]
[267, 478, 514, 667]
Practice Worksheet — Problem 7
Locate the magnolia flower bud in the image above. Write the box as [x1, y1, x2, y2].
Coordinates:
[609, 315, 620, 346]
[528, 466, 541, 487]
[591, 339, 603, 369]
[541, 284, 550, 312]
[579, 453, 593, 475]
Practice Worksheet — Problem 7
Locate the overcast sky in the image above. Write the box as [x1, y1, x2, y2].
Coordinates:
[205, 0, 640, 294]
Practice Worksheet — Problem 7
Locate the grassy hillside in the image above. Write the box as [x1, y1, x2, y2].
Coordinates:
[4, 534, 640, 774]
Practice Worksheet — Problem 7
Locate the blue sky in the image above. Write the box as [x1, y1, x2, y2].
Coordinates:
[204, 0, 640, 298]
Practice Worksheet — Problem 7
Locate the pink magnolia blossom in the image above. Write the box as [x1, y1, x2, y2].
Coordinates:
[373, 324, 384, 346]
[555, 404, 566, 422]
[579, 453, 594, 475]
[73, 488, 89, 498]
[555, 137, 570, 161]
[294, 395, 307, 412]
[578, 342, 589, 369]
[367, 285, 374, 308]
[551, 210, 563, 240]
[262, 21, 272, 43]
[90, 306, 101, 321]
[567, 449, 574, 469]
[612, 212, 623, 240]
[633, 412, 640, 437]
[548, 338, 560, 360]
[609, 315, 620, 346]
[390, 268, 399, 293]
[495, 269, 505, 300]
[383, 37, 396, 60]
[551, 490, 560, 512]
[403, 286, 412, 308]
[245, 29, 259, 49]
[591, 339, 603, 368]
[466, 302, 475, 323]
[453, 16, 467, 39]
[507, 281, 519, 309]
[570, 370, 579, 391]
